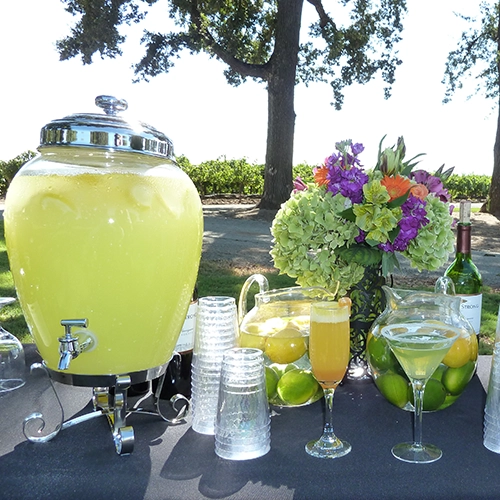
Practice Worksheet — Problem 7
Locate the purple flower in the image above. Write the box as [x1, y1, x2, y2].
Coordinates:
[293, 176, 308, 193]
[326, 141, 365, 170]
[410, 170, 428, 184]
[351, 143, 365, 156]
[355, 229, 366, 244]
[379, 241, 394, 252]
[326, 165, 369, 204]
[378, 195, 429, 253]
[410, 170, 451, 203]
[325, 153, 341, 169]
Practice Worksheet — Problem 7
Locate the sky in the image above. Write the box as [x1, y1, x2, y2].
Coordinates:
[0, 0, 496, 176]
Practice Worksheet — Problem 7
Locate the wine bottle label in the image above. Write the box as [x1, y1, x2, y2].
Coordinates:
[174, 302, 198, 353]
[458, 294, 482, 335]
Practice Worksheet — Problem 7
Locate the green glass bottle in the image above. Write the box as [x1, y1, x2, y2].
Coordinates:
[445, 201, 482, 335]
[155, 286, 198, 399]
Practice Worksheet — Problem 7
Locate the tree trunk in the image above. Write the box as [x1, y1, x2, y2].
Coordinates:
[258, 0, 304, 210]
[490, 14, 500, 218]
[490, 99, 500, 217]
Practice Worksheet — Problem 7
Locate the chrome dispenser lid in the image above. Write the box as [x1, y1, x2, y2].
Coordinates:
[39, 95, 174, 159]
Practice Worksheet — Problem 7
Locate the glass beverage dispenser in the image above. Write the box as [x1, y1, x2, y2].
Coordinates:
[4, 96, 203, 453]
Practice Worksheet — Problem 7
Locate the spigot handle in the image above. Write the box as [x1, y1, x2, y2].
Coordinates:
[58, 319, 91, 370]
[61, 319, 88, 337]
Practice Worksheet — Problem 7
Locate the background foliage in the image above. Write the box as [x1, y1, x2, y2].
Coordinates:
[0, 151, 492, 200]
[0, 151, 36, 197]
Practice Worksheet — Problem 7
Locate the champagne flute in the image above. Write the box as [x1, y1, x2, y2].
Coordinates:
[381, 323, 460, 463]
[305, 300, 351, 459]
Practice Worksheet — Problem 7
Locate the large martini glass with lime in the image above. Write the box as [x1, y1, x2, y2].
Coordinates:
[381, 322, 460, 463]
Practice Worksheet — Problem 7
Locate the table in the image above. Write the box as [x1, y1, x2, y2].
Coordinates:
[1, 345, 499, 500]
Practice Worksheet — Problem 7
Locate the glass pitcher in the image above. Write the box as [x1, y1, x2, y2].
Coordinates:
[366, 280, 478, 411]
[238, 274, 333, 407]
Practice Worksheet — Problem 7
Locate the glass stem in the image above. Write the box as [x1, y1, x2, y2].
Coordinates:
[322, 387, 337, 442]
[412, 380, 425, 448]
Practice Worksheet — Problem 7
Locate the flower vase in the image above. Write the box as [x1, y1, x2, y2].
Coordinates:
[347, 264, 386, 381]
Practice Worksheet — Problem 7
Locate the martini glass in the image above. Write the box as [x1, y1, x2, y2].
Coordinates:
[305, 300, 351, 459]
[381, 322, 460, 463]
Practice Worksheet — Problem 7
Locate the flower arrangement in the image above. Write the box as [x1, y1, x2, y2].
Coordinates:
[270, 137, 455, 296]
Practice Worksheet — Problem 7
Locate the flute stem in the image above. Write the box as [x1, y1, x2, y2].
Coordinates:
[322, 388, 339, 445]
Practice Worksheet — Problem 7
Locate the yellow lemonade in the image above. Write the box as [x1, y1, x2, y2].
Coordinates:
[309, 303, 350, 388]
[4, 167, 203, 374]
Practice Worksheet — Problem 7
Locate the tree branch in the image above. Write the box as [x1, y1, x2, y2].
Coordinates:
[307, 0, 335, 29]
[189, 0, 269, 80]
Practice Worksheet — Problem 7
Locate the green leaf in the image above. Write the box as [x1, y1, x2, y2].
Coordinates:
[388, 225, 400, 243]
[381, 252, 400, 276]
[337, 245, 382, 266]
[339, 207, 356, 222]
[365, 238, 380, 247]
[434, 164, 455, 181]
[387, 190, 410, 208]
[400, 153, 426, 177]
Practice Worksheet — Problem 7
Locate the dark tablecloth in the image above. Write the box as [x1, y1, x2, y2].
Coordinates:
[0, 345, 498, 500]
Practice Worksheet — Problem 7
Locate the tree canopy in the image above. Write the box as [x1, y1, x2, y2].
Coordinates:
[56, 0, 408, 208]
[442, 1, 500, 216]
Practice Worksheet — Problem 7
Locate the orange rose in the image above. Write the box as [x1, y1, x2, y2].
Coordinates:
[410, 183, 429, 200]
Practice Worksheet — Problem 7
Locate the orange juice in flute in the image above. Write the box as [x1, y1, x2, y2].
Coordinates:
[306, 299, 351, 459]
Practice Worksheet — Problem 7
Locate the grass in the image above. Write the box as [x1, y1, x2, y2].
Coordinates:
[0, 221, 498, 354]
[452, 205, 482, 214]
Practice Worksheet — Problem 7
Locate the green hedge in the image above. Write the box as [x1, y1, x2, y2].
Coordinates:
[0, 152, 492, 201]
[178, 156, 265, 195]
[444, 174, 491, 200]
[0, 151, 36, 197]
[179, 157, 492, 200]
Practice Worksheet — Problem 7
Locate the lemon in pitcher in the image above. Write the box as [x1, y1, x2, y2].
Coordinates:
[264, 326, 307, 365]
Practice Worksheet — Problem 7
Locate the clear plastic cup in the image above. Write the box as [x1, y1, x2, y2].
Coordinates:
[191, 296, 238, 435]
[484, 305, 500, 453]
[215, 348, 270, 460]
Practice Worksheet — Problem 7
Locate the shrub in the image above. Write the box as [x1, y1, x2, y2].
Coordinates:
[0, 152, 493, 202]
[444, 174, 491, 200]
[179, 156, 264, 196]
[0, 151, 36, 196]
[293, 162, 315, 183]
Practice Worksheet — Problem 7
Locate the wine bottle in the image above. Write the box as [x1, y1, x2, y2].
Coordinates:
[445, 201, 482, 335]
[156, 286, 198, 399]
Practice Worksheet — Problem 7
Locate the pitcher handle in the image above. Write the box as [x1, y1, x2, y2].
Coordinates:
[238, 274, 269, 324]
[435, 276, 456, 295]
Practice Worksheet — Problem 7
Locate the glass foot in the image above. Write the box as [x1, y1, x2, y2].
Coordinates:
[391, 442, 442, 464]
[305, 436, 351, 459]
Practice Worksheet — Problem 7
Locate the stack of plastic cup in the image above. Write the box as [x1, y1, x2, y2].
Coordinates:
[215, 348, 270, 460]
[191, 296, 238, 435]
[484, 305, 500, 453]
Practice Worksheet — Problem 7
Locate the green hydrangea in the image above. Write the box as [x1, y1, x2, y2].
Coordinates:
[271, 188, 367, 296]
[403, 195, 455, 270]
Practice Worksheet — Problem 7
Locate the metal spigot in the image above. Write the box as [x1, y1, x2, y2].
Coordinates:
[58, 319, 91, 370]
